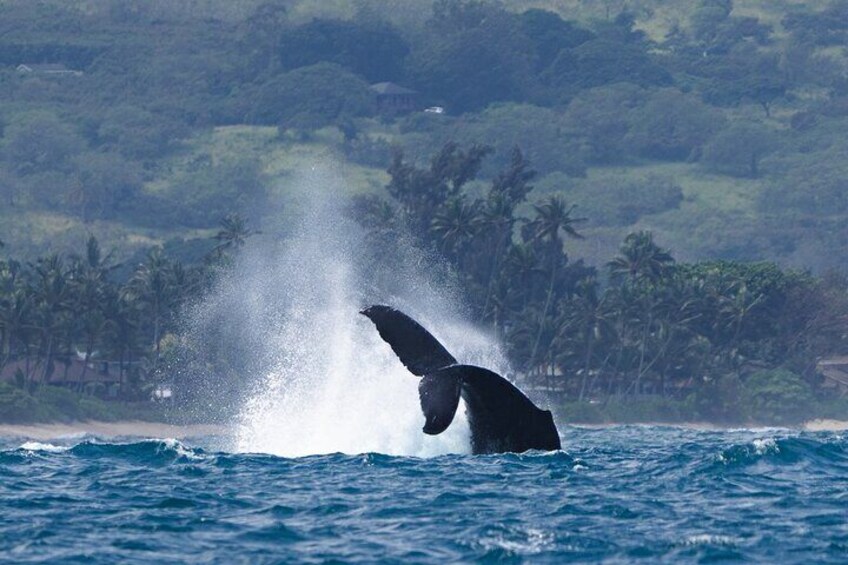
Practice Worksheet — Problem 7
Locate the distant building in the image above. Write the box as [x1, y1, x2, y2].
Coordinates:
[370, 82, 417, 114]
[16, 63, 83, 76]
[818, 357, 848, 395]
[1, 357, 123, 397]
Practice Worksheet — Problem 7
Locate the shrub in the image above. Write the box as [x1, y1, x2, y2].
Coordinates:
[742, 369, 814, 425]
[684, 374, 746, 424]
[77, 397, 121, 421]
[701, 122, 776, 178]
[814, 396, 848, 421]
[560, 397, 688, 423]
[251, 63, 376, 128]
[603, 396, 687, 423]
[560, 401, 605, 423]
[344, 136, 393, 168]
[0, 383, 50, 423]
[34, 386, 83, 421]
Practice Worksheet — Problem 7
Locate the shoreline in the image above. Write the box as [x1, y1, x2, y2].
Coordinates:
[568, 419, 848, 432]
[0, 419, 845, 441]
[0, 420, 229, 441]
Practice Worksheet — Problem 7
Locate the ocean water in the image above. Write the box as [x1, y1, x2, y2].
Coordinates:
[6, 170, 842, 563]
[2, 426, 848, 564]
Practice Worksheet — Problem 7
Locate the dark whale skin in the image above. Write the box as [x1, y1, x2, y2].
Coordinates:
[361, 305, 561, 454]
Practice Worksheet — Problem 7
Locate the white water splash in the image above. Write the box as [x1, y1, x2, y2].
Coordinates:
[18, 441, 68, 453]
[752, 437, 779, 455]
[221, 164, 508, 457]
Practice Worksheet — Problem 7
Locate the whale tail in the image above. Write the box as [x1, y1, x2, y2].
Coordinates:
[360, 305, 561, 453]
[421, 364, 561, 453]
[360, 305, 456, 376]
[418, 368, 462, 435]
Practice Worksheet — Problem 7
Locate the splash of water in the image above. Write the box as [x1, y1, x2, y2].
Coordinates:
[224, 165, 508, 457]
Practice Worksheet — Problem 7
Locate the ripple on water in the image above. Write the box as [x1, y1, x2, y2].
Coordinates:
[1, 428, 847, 563]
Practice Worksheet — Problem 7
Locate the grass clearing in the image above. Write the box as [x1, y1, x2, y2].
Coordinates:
[535, 160, 766, 265]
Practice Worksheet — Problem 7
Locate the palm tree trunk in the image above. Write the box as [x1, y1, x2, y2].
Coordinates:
[41, 333, 54, 386]
[579, 332, 595, 402]
[80, 337, 93, 390]
[634, 314, 652, 396]
[0, 328, 10, 375]
[153, 312, 161, 363]
[528, 255, 557, 373]
[482, 228, 508, 322]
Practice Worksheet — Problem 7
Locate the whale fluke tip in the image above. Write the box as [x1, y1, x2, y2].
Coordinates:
[360, 304, 457, 376]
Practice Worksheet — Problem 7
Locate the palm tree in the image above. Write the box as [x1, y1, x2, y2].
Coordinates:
[478, 192, 518, 319]
[124, 248, 176, 362]
[0, 260, 33, 375]
[490, 147, 535, 208]
[504, 243, 545, 313]
[507, 304, 558, 378]
[560, 277, 616, 401]
[212, 213, 258, 257]
[69, 236, 118, 384]
[526, 196, 586, 246]
[102, 289, 141, 392]
[524, 195, 586, 372]
[608, 231, 674, 283]
[31, 254, 72, 385]
[717, 281, 764, 343]
[430, 196, 482, 262]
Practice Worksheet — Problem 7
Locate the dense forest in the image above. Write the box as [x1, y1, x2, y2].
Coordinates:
[2, 0, 848, 422]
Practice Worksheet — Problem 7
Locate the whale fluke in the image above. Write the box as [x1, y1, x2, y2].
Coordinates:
[418, 369, 462, 435]
[360, 305, 561, 454]
[361, 305, 456, 375]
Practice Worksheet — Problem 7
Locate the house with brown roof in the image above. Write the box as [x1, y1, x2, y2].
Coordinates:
[370, 82, 417, 114]
[1, 357, 122, 397]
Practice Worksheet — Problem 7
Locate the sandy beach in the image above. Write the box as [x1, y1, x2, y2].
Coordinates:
[0, 421, 228, 441]
[801, 419, 848, 432]
[571, 420, 848, 432]
[0, 419, 846, 442]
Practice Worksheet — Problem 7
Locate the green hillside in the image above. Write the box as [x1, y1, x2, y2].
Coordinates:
[4, 0, 848, 422]
[0, 0, 845, 271]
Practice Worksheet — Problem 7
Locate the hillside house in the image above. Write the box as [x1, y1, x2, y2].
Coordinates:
[370, 82, 417, 114]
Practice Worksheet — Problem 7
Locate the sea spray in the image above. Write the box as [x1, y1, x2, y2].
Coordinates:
[194, 164, 508, 457]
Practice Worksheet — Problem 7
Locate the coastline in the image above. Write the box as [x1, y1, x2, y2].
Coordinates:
[0, 420, 228, 441]
[802, 419, 848, 432]
[567, 419, 848, 431]
[0, 419, 845, 442]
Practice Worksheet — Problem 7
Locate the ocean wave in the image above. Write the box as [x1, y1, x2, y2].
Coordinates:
[711, 433, 848, 471]
[18, 441, 70, 453]
[2, 438, 209, 464]
[2, 429, 848, 563]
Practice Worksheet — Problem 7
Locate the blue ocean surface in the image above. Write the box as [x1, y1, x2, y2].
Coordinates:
[1, 426, 847, 563]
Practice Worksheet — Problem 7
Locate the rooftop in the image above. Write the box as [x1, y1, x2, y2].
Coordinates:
[370, 82, 416, 96]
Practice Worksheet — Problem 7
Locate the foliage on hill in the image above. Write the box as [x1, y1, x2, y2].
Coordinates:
[1, 0, 848, 268]
[3, 191, 846, 424]
[3, 0, 848, 422]
[352, 142, 848, 424]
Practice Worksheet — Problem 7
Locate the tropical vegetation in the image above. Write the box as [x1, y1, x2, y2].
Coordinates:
[355, 143, 848, 424]
[2, 0, 848, 424]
